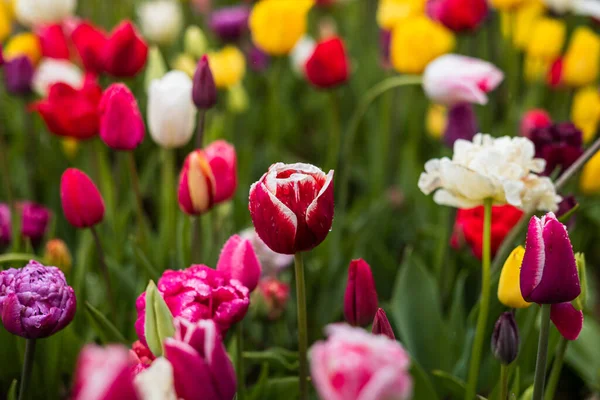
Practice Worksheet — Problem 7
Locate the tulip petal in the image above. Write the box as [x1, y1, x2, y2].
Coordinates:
[202, 320, 237, 400]
[498, 246, 532, 309]
[358, 366, 413, 400]
[1, 293, 23, 337]
[217, 235, 261, 292]
[550, 302, 583, 341]
[520, 216, 545, 302]
[305, 170, 334, 248]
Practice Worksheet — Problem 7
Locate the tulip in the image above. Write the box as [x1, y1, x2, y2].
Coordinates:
[249, 162, 334, 255]
[17, 201, 51, 243]
[376, 0, 426, 30]
[32, 59, 84, 97]
[99, 84, 145, 151]
[253, 277, 290, 320]
[209, 5, 250, 42]
[491, 312, 520, 365]
[423, 54, 504, 105]
[580, 152, 600, 194]
[343, 259, 378, 327]
[520, 109, 552, 138]
[184, 26, 208, 59]
[70, 21, 107, 74]
[562, 27, 600, 87]
[177, 140, 237, 215]
[239, 228, 293, 275]
[60, 168, 105, 229]
[498, 246, 531, 309]
[14, 0, 75, 27]
[529, 122, 583, 176]
[571, 86, 600, 144]
[4, 32, 42, 65]
[0, 260, 76, 338]
[134, 357, 178, 399]
[310, 324, 413, 400]
[247, 45, 270, 72]
[390, 16, 455, 74]
[249, 0, 314, 56]
[208, 46, 246, 89]
[372, 308, 395, 340]
[103, 20, 149, 78]
[0, 204, 10, 248]
[426, 104, 447, 140]
[36, 24, 70, 60]
[147, 70, 196, 148]
[550, 302, 583, 341]
[443, 103, 478, 147]
[164, 318, 236, 400]
[44, 239, 72, 274]
[304, 36, 349, 89]
[379, 29, 392, 69]
[138, 1, 183, 46]
[524, 18, 566, 82]
[427, 0, 488, 32]
[217, 234, 262, 292]
[3, 55, 34, 95]
[289, 36, 316, 76]
[32, 76, 103, 140]
[192, 55, 217, 109]
[520, 212, 580, 304]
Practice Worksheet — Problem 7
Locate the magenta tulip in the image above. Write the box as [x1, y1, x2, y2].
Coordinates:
[372, 308, 395, 340]
[98, 83, 145, 150]
[17, 201, 51, 242]
[343, 259, 378, 327]
[60, 168, 105, 228]
[550, 302, 583, 341]
[217, 234, 262, 292]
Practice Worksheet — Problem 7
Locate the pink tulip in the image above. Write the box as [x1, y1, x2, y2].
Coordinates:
[520, 109, 552, 138]
[423, 54, 504, 105]
[164, 318, 236, 400]
[217, 234, 262, 292]
[310, 324, 412, 400]
[248, 163, 334, 254]
[550, 302, 583, 341]
[372, 308, 395, 340]
[17, 201, 51, 242]
[343, 259, 378, 327]
[204, 140, 237, 203]
[60, 168, 105, 228]
[239, 228, 294, 275]
[99, 83, 145, 150]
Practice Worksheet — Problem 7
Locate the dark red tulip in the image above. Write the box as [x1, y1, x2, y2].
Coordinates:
[71, 21, 108, 74]
[372, 308, 395, 339]
[305, 37, 349, 89]
[102, 21, 148, 78]
[427, 0, 488, 32]
[192, 55, 217, 110]
[344, 259, 378, 327]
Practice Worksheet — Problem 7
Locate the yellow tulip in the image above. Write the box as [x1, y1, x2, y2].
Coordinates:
[0, 1, 12, 43]
[376, 0, 426, 30]
[44, 239, 73, 274]
[571, 87, 600, 144]
[4, 32, 41, 64]
[426, 104, 447, 140]
[500, 1, 545, 50]
[562, 27, 600, 87]
[498, 246, 532, 309]
[171, 53, 197, 78]
[524, 18, 565, 82]
[390, 16, 455, 75]
[249, 0, 314, 56]
[580, 151, 600, 194]
[490, 0, 529, 11]
[208, 46, 246, 89]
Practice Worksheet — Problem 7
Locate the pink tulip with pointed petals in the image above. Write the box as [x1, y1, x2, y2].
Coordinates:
[520, 212, 580, 304]
[550, 302, 583, 341]
[343, 259, 378, 327]
[99, 83, 145, 151]
[217, 234, 262, 292]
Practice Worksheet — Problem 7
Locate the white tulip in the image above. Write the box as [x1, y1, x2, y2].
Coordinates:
[543, 0, 600, 17]
[419, 134, 561, 211]
[14, 0, 76, 26]
[148, 71, 197, 149]
[134, 358, 177, 400]
[289, 36, 316, 76]
[138, 0, 183, 45]
[32, 59, 84, 96]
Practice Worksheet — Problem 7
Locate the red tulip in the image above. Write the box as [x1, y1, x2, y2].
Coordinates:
[343, 259, 378, 327]
[32, 75, 102, 140]
[520, 109, 552, 138]
[60, 168, 105, 228]
[547, 57, 563, 88]
[217, 234, 262, 292]
[427, 0, 488, 32]
[71, 21, 107, 74]
[304, 37, 349, 89]
[102, 21, 148, 78]
[372, 308, 395, 339]
[249, 163, 334, 254]
[99, 83, 145, 150]
[37, 24, 70, 60]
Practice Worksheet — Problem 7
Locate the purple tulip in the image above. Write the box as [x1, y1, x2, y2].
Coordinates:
[380, 29, 391, 69]
[491, 312, 519, 365]
[208, 5, 250, 42]
[530, 122, 583, 176]
[0, 260, 76, 338]
[444, 103, 478, 147]
[216, 234, 262, 292]
[192, 55, 217, 110]
[17, 201, 51, 243]
[372, 308, 395, 340]
[4, 55, 34, 95]
[247, 45, 269, 72]
[520, 212, 580, 304]
[556, 195, 577, 229]
[164, 318, 236, 400]
[343, 259, 378, 327]
[0, 204, 11, 247]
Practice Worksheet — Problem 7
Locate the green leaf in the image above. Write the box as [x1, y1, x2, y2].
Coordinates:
[433, 370, 467, 399]
[411, 359, 440, 400]
[243, 348, 299, 371]
[84, 301, 126, 344]
[7, 379, 17, 400]
[566, 316, 600, 391]
[144, 280, 175, 357]
[248, 363, 270, 400]
[261, 377, 301, 400]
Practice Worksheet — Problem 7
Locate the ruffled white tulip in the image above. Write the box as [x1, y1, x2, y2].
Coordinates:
[14, 0, 76, 26]
[289, 36, 316, 76]
[135, 357, 177, 400]
[543, 0, 600, 18]
[32, 59, 84, 96]
[418, 134, 561, 211]
[138, 0, 183, 45]
[148, 71, 197, 149]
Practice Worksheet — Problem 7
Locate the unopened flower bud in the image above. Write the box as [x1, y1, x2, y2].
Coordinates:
[372, 308, 395, 340]
[192, 55, 217, 109]
[343, 259, 378, 327]
[44, 239, 73, 274]
[491, 312, 520, 365]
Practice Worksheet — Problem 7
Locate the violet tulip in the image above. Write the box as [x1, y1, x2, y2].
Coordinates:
[372, 308, 395, 340]
[0, 260, 76, 339]
[208, 5, 250, 42]
[164, 318, 236, 400]
[60, 168, 105, 228]
[444, 103, 478, 147]
[17, 201, 51, 243]
[343, 259, 378, 327]
[99, 83, 145, 151]
[217, 234, 262, 292]
[192, 55, 217, 110]
[4, 55, 34, 95]
[491, 312, 520, 365]
[0, 204, 11, 247]
[249, 163, 334, 255]
[520, 212, 580, 304]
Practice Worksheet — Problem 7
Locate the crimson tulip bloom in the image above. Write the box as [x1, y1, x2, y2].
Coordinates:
[32, 76, 102, 140]
[217, 234, 262, 292]
[427, 0, 488, 32]
[60, 168, 105, 229]
[37, 24, 70, 60]
[99, 83, 145, 150]
[249, 163, 334, 255]
[305, 37, 349, 89]
[344, 259, 378, 327]
[70, 21, 107, 74]
[103, 21, 148, 78]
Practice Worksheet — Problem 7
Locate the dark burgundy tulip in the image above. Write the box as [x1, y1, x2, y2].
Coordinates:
[372, 308, 395, 340]
[4, 55, 34, 95]
[343, 259, 378, 327]
[192, 55, 217, 110]
[444, 103, 478, 147]
[491, 312, 519, 365]
[530, 122, 583, 176]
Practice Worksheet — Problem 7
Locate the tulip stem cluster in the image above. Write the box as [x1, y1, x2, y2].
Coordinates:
[294, 252, 308, 400]
[544, 337, 568, 400]
[532, 304, 552, 400]
[18, 338, 36, 400]
[464, 197, 493, 400]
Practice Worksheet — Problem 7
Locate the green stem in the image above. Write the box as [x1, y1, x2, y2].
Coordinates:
[191, 216, 202, 263]
[464, 198, 493, 400]
[236, 323, 245, 400]
[294, 253, 308, 400]
[90, 226, 116, 318]
[127, 152, 146, 244]
[0, 253, 40, 265]
[195, 110, 206, 149]
[325, 90, 341, 172]
[160, 149, 176, 264]
[18, 338, 36, 400]
[500, 364, 509, 400]
[268, 58, 284, 146]
[544, 337, 568, 400]
[533, 304, 552, 400]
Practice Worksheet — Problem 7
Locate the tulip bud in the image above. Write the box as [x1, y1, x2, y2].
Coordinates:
[217, 235, 262, 292]
[144, 280, 175, 357]
[99, 83, 145, 151]
[520, 212, 580, 304]
[520, 109, 552, 138]
[60, 168, 105, 229]
[0, 204, 11, 248]
[227, 84, 248, 113]
[344, 259, 378, 327]
[44, 238, 73, 274]
[184, 26, 207, 59]
[444, 103, 478, 147]
[498, 246, 532, 309]
[208, 5, 250, 42]
[491, 312, 520, 365]
[372, 308, 395, 340]
[192, 55, 217, 109]
[18, 201, 51, 243]
[253, 277, 290, 320]
[572, 253, 587, 311]
[4, 55, 34, 95]
[145, 46, 167, 92]
[304, 36, 350, 89]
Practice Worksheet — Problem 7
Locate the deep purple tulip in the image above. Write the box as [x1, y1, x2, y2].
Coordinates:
[372, 308, 395, 340]
[17, 201, 51, 243]
[192, 55, 217, 110]
[247, 45, 269, 72]
[4, 55, 34, 95]
[444, 103, 478, 147]
[343, 259, 378, 327]
[208, 5, 250, 42]
[0, 204, 11, 247]
[0, 260, 76, 338]
[491, 312, 520, 365]
[530, 122, 583, 176]
[520, 212, 580, 304]
[380, 29, 391, 69]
